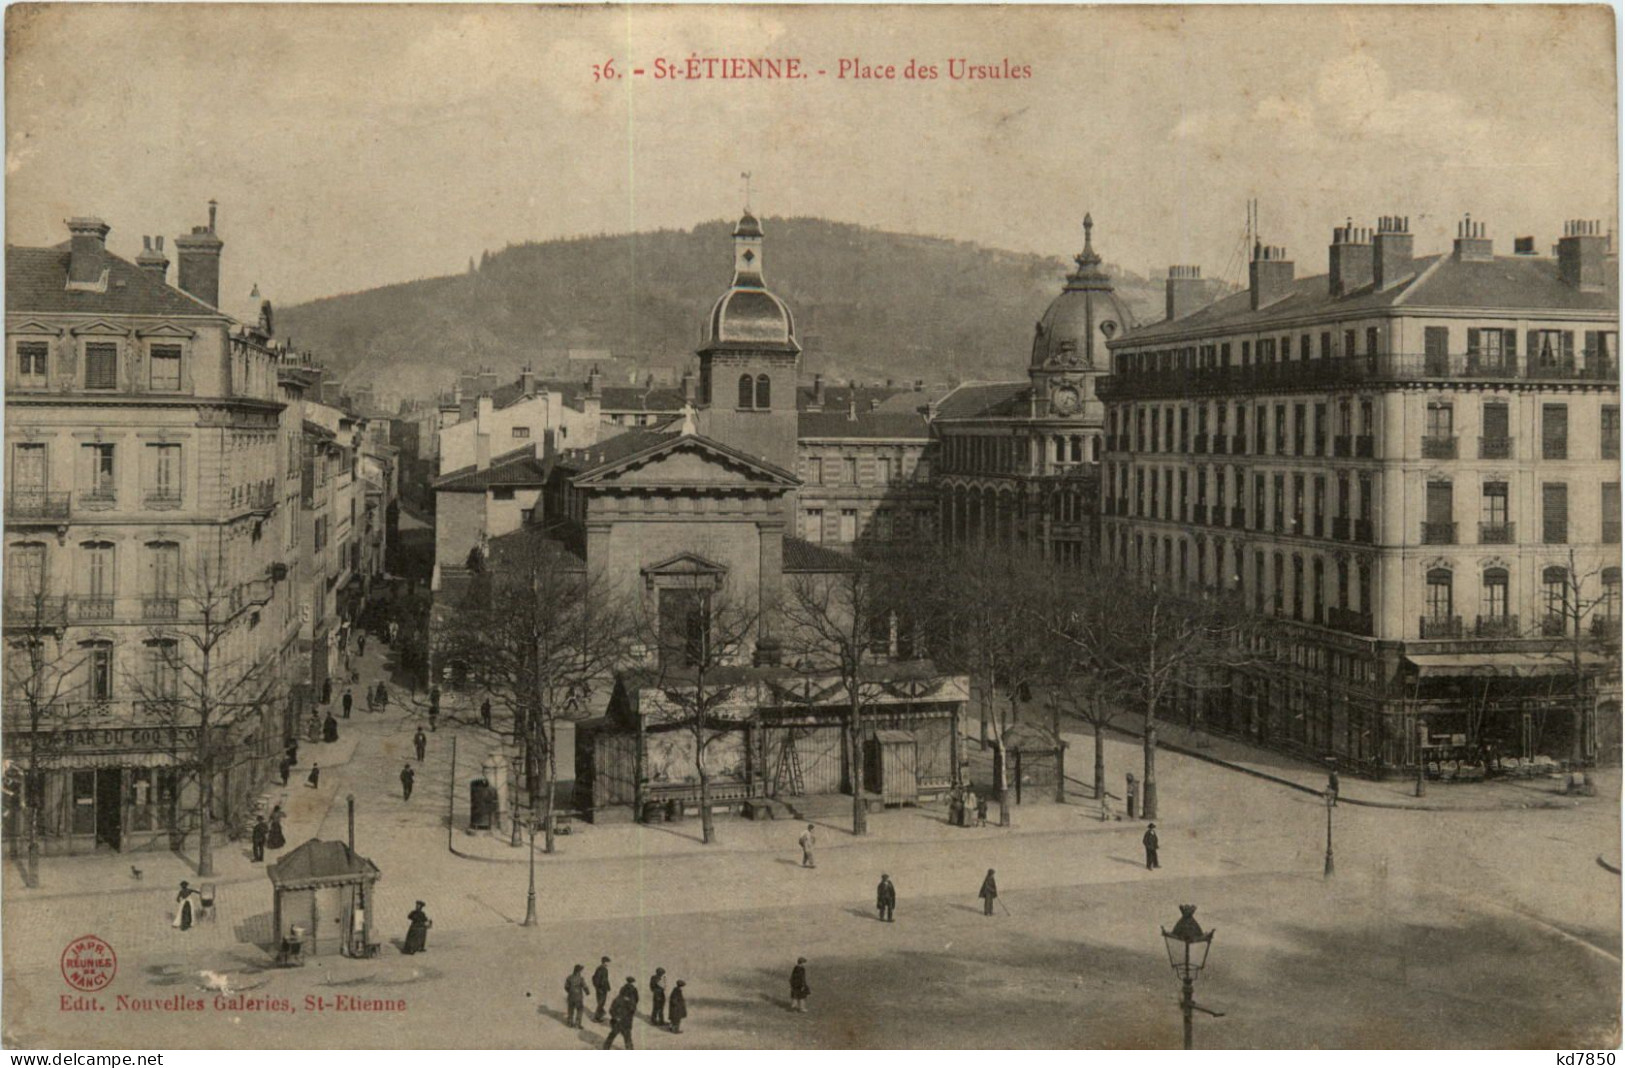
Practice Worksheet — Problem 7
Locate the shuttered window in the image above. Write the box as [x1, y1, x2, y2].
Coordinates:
[1426, 481, 1453, 525]
[1542, 404, 1568, 459]
[1483, 402, 1509, 441]
[84, 343, 117, 390]
[1604, 483, 1620, 544]
[1543, 482, 1569, 544]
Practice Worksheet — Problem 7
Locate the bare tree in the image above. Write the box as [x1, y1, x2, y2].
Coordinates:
[2, 581, 89, 888]
[1533, 548, 1621, 765]
[439, 531, 631, 852]
[1034, 582, 1118, 802]
[127, 558, 281, 878]
[637, 578, 759, 845]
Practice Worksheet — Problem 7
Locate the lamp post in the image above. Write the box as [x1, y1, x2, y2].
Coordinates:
[1323, 791, 1335, 878]
[1161, 904, 1216, 1050]
[521, 810, 539, 927]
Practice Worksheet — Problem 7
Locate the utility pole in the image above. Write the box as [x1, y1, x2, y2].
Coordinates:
[1323, 792, 1335, 878]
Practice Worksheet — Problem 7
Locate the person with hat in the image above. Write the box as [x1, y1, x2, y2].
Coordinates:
[604, 978, 638, 1049]
[414, 728, 427, 763]
[648, 967, 668, 1026]
[789, 958, 811, 1012]
[667, 980, 688, 1034]
[172, 881, 199, 930]
[798, 823, 817, 868]
[563, 964, 589, 1028]
[592, 957, 612, 1022]
[306, 761, 321, 789]
[400, 763, 415, 801]
[876, 874, 896, 922]
[267, 807, 286, 851]
[979, 868, 999, 916]
[403, 900, 431, 954]
[251, 814, 268, 862]
[1143, 822, 1160, 870]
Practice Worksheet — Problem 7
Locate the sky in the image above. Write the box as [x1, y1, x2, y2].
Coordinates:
[5, 4, 1618, 311]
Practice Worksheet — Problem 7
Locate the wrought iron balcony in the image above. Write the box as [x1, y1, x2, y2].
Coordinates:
[1478, 521, 1515, 545]
[1479, 436, 1513, 460]
[5, 491, 70, 522]
[1591, 615, 1619, 639]
[1191, 504, 1209, 525]
[1353, 519, 1375, 544]
[1605, 520, 1621, 545]
[1542, 615, 1568, 637]
[78, 489, 117, 509]
[1327, 607, 1374, 637]
[1421, 436, 1458, 460]
[1212, 434, 1228, 455]
[1544, 520, 1568, 545]
[1230, 506, 1245, 528]
[3, 594, 68, 628]
[1422, 521, 1458, 545]
[72, 596, 115, 621]
[1231, 435, 1247, 455]
[1332, 517, 1350, 540]
[1193, 435, 1208, 454]
[1474, 614, 1520, 639]
[1355, 435, 1375, 458]
[143, 490, 183, 511]
[142, 597, 180, 620]
[1419, 614, 1464, 639]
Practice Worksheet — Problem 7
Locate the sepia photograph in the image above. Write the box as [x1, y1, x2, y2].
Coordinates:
[0, 2, 1619, 1052]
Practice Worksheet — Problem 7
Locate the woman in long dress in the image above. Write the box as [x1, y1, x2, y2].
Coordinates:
[267, 811, 286, 851]
[173, 882, 197, 930]
[403, 901, 430, 954]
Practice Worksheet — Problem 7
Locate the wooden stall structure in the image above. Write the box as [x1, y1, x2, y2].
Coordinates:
[268, 839, 381, 960]
[867, 730, 919, 806]
[1003, 723, 1067, 804]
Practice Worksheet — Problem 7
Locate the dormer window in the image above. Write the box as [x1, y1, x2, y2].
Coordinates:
[84, 343, 118, 390]
[17, 341, 48, 389]
[148, 344, 182, 391]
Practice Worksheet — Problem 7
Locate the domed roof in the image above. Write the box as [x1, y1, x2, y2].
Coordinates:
[704, 212, 798, 352]
[1031, 214, 1134, 372]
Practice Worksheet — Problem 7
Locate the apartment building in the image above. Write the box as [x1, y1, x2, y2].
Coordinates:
[1100, 214, 1620, 772]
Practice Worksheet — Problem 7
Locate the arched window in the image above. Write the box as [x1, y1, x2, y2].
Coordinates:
[1425, 568, 1453, 625]
[6, 542, 47, 600]
[737, 374, 754, 410]
[755, 373, 771, 410]
[1543, 565, 1570, 634]
[1480, 568, 1509, 626]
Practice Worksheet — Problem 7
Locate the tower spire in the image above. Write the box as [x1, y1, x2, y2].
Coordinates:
[742, 171, 753, 213]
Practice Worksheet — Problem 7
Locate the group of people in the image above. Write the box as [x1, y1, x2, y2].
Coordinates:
[948, 785, 989, 827]
[248, 804, 287, 862]
[565, 957, 688, 1047]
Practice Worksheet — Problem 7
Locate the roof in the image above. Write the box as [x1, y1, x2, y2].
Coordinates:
[782, 536, 858, 572]
[796, 384, 912, 412]
[797, 410, 931, 440]
[302, 420, 337, 441]
[1120, 253, 1617, 346]
[6, 243, 226, 318]
[932, 381, 1031, 420]
[267, 839, 380, 889]
[563, 427, 799, 486]
[433, 445, 549, 492]
[599, 385, 686, 411]
[555, 428, 680, 475]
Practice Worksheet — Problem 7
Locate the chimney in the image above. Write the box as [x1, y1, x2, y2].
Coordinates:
[847, 397, 858, 421]
[1558, 219, 1608, 292]
[519, 364, 536, 397]
[1165, 264, 1205, 321]
[173, 200, 224, 308]
[913, 379, 923, 391]
[680, 368, 696, 403]
[135, 235, 169, 282]
[869, 397, 880, 412]
[65, 217, 111, 288]
[475, 394, 494, 471]
[1248, 243, 1295, 310]
[1452, 214, 1494, 261]
[1327, 220, 1373, 297]
[1372, 215, 1414, 290]
[811, 373, 825, 410]
[587, 365, 603, 398]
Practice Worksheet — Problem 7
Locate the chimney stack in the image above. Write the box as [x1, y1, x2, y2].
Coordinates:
[869, 397, 880, 412]
[1452, 214, 1494, 261]
[847, 396, 858, 421]
[475, 394, 494, 471]
[135, 235, 169, 283]
[1165, 265, 1205, 322]
[1248, 243, 1295, 310]
[1558, 219, 1608, 292]
[811, 372, 825, 410]
[680, 368, 696, 403]
[65, 217, 111, 288]
[1327, 220, 1373, 297]
[587, 365, 602, 398]
[519, 364, 536, 397]
[1372, 215, 1414, 290]
[173, 200, 224, 308]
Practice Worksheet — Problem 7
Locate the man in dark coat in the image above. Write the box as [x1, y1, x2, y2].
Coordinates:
[306, 762, 321, 789]
[323, 714, 339, 743]
[876, 874, 896, 922]
[400, 764, 415, 801]
[414, 728, 427, 762]
[278, 757, 292, 786]
[668, 980, 687, 1033]
[251, 816, 268, 862]
[564, 964, 589, 1028]
[1143, 823, 1160, 870]
[592, 957, 612, 1022]
[321, 677, 333, 706]
[375, 681, 388, 709]
[342, 689, 353, 718]
[649, 968, 668, 1025]
[604, 983, 636, 1049]
[428, 686, 441, 731]
[789, 958, 810, 1012]
[979, 869, 998, 916]
[285, 737, 299, 766]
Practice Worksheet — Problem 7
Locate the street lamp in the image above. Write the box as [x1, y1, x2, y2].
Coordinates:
[521, 809, 540, 927]
[1324, 791, 1335, 878]
[1161, 904, 1217, 1050]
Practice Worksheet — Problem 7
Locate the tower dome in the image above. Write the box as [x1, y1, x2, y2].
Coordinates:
[1030, 214, 1134, 371]
[705, 212, 799, 353]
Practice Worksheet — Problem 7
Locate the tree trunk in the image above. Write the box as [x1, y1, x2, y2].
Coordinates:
[995, 738, 1011, 827]
[698, 748, 715, 845]
[25, 803, 40, 889]
[541, 727, 557, 854]
[1093, 721, 1105, 801]
[848, 715, 868, 836]
[1142, 710, 1159, 821]
[197, 760, 215, 878]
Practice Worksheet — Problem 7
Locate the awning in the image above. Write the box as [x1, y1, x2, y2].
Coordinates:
[1405, 651, 1617, 679]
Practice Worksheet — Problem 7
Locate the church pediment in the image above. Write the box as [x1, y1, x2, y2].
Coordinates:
[135, 321, 199, 339]
[576, 433, 798, 490]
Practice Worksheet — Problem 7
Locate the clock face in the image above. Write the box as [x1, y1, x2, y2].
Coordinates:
[1052, 384, 1082, 416]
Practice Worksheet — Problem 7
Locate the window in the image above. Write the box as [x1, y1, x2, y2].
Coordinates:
[1604, 483, 1620, 544]
[1312, 558, 1325, 622]
[1603, 568, 1622, 625]
[1292, 555, 1304, 619]
[1253, 473, 1265, 530]
[491, 487, 514, 501]
[148, 345, 182, 391]
[874, 508, 893, 540]
[1425, 402, 1453, 439]
[1274, 405, 1287, 454]
[1255, 404, 1268, 453]
[1272, 553, 1284, 615]
[876, 457, 892, 486]
[17, 341, 48, 388]
[1482, 401, 1511, 458]
[149, 444, 181, 505]
[12, 443, 47, 495]
[803, 508, 824, 543]
[1426, 568, 1453, 620]
[842, 457, 857, 484]
[82, 444, 116, 500]
[1337, 560, 1350, 609]
[1272, 474, 1284, 532]
[84, 343, 118, 390]
[1481, 481, 1509, 540]
[1531, 330, 1575, 372]
[511, 427, 530, 439]
[755, 374, 771, 410]
[658, 587, 711, 668]
[1292, 404, 1306, 455]
[1425, 326, 1450, 372]
[838, 509, 857, 542]
[84, 642, 113, 701]
[1254, 551, 1266, 613]
[1605, 407, 1620, 460]
[737, 374, 753, 409]
[1365, 327, 1380, 361]
[808, 458, 823, 485]
[1542, 404, 1568, 459]
[147, 541, 179, 600]
[7, 542, 46, 600]
[1482, 568, 1509, 622]
[146, 640, 179, 700]
[1543, 482, 1569, 543]
[1544, 566, 1570, 634]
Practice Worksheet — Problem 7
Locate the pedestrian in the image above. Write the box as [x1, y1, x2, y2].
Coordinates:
[342, 689, 353, 719]
[1126, 772, 1139, 820]
[975, 792, 988, 828]
[403, 900, 430, 954]
[798, 823, 817, 868]
[592, 957, 612, 1022]
[267, 809, 286, 851]
[414, 728, 427, 762]
[357, 633, 367, 657]
[979, 868, 998, 916]
[375, 681, 389, 710]
[429, 685, 441, 732]
[1327, 769, 1340, 806]
[481, 697, 492, 730]
[172, 881, 198, 931]
[789, 958, 810, 1012]
[948, 787, 964, 827]
[564, 964, 589, 1028]
[964, 786, 978, 827]
[668, 981, 687, 1034]
[251, 815, 268, 862]
[306, 762, 321, 789]
[323, 713, 339, 743]
[278, 756, 291, 786]
[1143, 822, 1160, 870]
[400, 763, 415, 802]
[649, 967, 668, 1025]
[321, 677, 333, 707]
[876, 874, 896, 922]
[604, 982, 637, 1050]
[285, 737, 299, 766]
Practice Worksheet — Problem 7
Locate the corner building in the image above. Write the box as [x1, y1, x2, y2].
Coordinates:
[1100, 215, 1620, 773]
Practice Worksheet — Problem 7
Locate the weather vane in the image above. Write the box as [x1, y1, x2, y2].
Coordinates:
[742, 171, 752, 212]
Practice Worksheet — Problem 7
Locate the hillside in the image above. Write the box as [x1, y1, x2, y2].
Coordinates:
[276, 218, 1230, 398]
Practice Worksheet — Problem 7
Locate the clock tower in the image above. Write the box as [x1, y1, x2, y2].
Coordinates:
[1027, 214, 1132, 423]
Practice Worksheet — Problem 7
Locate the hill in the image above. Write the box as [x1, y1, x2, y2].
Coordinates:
[275, 218, 1230, 398]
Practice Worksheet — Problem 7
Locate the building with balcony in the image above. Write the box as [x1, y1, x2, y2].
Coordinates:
[796, 380, 937, 549]
[1099, 213, 1621, 773]
[4, 207, 295, 854]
